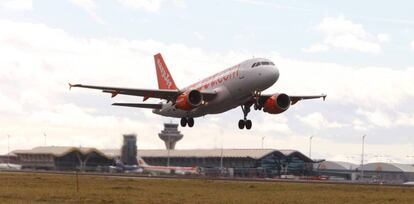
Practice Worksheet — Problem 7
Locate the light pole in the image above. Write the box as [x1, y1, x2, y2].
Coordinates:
[43, 133, 47, 146]
[7, 134, 10, 166]
[309, 135, 314, 158]
[361, 134, 366, 182]
[167, 134, 170, 167]
[261, 136, 266, 149]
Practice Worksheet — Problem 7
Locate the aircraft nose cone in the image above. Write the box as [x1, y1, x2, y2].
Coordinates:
[255, 66, 279, 91]
[265, 66, 279, 86]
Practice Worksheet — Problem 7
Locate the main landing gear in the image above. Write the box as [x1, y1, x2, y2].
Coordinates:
[180, 117, 194, 127]
[238, 105, 252, 130]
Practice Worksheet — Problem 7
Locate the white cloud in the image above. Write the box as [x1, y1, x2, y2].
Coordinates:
[353, 109, 414, 129]
[233, 0, 307, 11]
[395, 113, 414, 127]
[377, 33, 390, 43]
[117, 0, 185, 12]
[259, 115, 292, 134]
[302, 43, 329, 53]
[0, 19, 253, 153]
[0, 0, 32, 11]
[69, 0, 104, 24]
[356, 109, 392, 128]
[297, 112, 346, 129]
[274, 58, 414, 109]
[193, 32, 205, 40]
[304, 16, 385, 54]
[1, 19, 414, 164]
[352, 118, 369, 131]
[411, 41, 414, 50]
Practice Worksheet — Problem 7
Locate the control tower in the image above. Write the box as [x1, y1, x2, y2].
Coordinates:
[120, 134, 138, 165]
[158, 123, 183, 150]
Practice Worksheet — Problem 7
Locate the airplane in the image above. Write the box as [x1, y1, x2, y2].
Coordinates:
[137, 157, 199, 175]
[0, 163, 22, 170]
[108, 158, 143, 173]
[69, 53, 326, 129]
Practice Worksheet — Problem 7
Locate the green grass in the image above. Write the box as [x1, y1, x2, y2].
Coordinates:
[0, 172, 413, 204]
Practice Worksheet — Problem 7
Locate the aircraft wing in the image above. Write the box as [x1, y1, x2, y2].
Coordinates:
[289, 94, 327, 105]
[260, 94, 327, 105]
[69, 83, 217, 102]
[112, 103, 163, 109]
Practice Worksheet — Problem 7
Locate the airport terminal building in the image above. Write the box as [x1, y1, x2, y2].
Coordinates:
[13, 146, 113, 171]
[11, 146, 313, 177]
[104, 148, 314, 177]
[8, 146, 414, 183]
[314, 161, 414, 184]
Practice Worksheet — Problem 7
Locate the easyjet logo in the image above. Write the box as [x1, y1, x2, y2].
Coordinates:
[157, 59, 173, 89]
[187, 64, 240, 90]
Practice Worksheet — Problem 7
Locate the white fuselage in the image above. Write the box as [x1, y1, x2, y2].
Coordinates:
[141, 165, 198, 175]
[153, 58, 279, 118]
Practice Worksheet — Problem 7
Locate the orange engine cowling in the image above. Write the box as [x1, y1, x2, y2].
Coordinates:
[175, 90, 203, 110]
[263, 93, 291, 114]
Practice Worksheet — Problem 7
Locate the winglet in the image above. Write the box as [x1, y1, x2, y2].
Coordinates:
[323, 94, 327, 101]
[111, 91, 119, 98]
[68, 83, 73, 90]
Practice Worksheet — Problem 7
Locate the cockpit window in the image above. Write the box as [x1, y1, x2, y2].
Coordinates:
[251, 61, 274, 68]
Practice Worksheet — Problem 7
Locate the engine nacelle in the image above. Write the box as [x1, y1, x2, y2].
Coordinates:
[263, 93, 291, 114]
[175, 90, 203, 110]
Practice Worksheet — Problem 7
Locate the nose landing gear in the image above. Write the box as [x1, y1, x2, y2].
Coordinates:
[239, 104, 252, 130]
[253, 91, 263, 111]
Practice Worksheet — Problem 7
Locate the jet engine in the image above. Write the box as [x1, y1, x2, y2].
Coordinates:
[175, 90, 203, 110]
[263, 93, 291, 114]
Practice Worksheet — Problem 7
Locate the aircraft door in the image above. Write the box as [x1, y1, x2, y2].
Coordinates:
[238, 67, 245, 79]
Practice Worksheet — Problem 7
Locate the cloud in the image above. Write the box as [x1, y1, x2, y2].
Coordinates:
[0, 19, 256, 153]
[233, 0, 308, 11]
[377, 33, 390, 43]
[302, 43, 329, 53]
[0, 0, 32, 11]
[395, 113, 414, 127]
[193, 32, 204, 40]
[355, 109, 414, 129]
[274, 58, 414, 109]
[1, 19, 414, 163]
[259, 115, 292, 134]
[352, 118, 369, 131]
[411, 41, 414, 50]
[117, 0, 185, 12]
[356, 109, 392, 128]
[304, 16, 386, 54]
[297, 112, 346, 129]
[69, 0, 104, 24]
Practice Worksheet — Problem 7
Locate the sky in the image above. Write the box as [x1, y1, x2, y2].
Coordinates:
[1, 0, 414, 164]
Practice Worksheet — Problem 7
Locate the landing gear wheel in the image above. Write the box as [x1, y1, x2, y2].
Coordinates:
[180, 118, 187, 127]
[238, 120, 245, 129]
[245, 120, 252, 130]
[187, 118, 194, 127]
[239, 104, 252, 130]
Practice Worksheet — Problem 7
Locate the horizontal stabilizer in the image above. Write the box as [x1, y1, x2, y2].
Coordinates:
[112, 103, 163, 109]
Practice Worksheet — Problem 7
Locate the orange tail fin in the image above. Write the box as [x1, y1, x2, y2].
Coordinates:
[154, 53, 178, 90]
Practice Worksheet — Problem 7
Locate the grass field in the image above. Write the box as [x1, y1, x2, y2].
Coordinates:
[0, 172, 413, 204]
